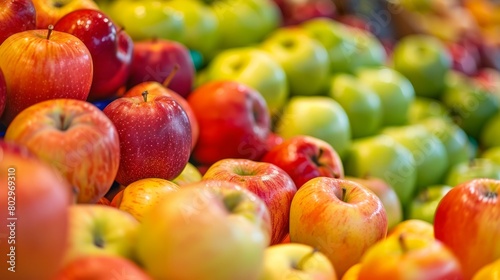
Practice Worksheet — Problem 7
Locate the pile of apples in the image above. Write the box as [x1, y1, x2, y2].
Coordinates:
[1, 0, 500, 279]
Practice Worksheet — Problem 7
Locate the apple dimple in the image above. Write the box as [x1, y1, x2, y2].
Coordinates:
[222, 191, 244, 213]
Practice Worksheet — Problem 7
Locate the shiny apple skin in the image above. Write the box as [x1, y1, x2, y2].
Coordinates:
[32, 0, 99, 29]
[0, 69, 6, 118]
[0, 0, 36, 44]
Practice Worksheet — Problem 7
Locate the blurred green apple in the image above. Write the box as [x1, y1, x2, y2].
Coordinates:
[480, 112, 500, 149]
[392, 35, 452, 99]
[171, 162, 202, 186]
[343, 134, 417, 206]
[407, 97, 451, 124]
[445, 158, 500, 187]
[406, 184, 453, 224]
[275, 96, 351, 159]
[328, 73, 382, 139]
[480, 146, 500, 165]
[261, 27, 329, 96]
[356, 67, 415, 127]
[206, 47, 288, 116]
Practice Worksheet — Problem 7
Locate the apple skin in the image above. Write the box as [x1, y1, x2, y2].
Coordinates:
[171, 162, 203, 186]
[480, 146, 500, 165]
[260, 243, 337, 280]
[0, 27, 93, 125]
[202, 158, 297, 245]
[63, 204, 140, 266]
[273, 0, 337, 26]
[290, 177, 388, 278]
[5, 99, 120, 204]
[445, 158, 500, 187]
[275, 96, 352, 160]
[434, 178, 500, 279]
[53, 9, 134, 101]
[32, 0, 99, 28]
[480, 112, 500, 149]
[126, 39, 195, 99]
[136, 180, 272, 280]
[0, 0, 36, 44]
[407, 97, 451, 124]
[388, 219, 434, 240]
[357, 234, 464, 280]
[0, 140, 72, 280]
[111, 178, 180, 222]
[346, 176, 403, 231]
[103, 92, 192, 187]
[0, 68, 6, 118]
[472, 258, 500, 280]
[406, 185, 453, 224]
[187, 80, 271, 165]
[262, 135, 344, 189]
[54, 255, 153, 280]
[342, 263, 361, 280]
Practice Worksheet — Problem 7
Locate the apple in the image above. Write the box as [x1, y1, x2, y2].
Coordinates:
[342, 263, 361, 280]
[343, 134, 417, 207]
[5, 98, 120, 203]
[406, 184, 453, 224]
[136, 180, 272, 280]
[32, 0, 99, 28]
[472, 258, 500, 280]
[53, 9, 134, 101]
[346, 176, 403, 231]
[480, 112, 500, 149]
[126, 38, 196, 98]
[55, 255, 152, 280]
[106, 0, 184, 42]
[447, 40, 480, 76]
[205, 47, 289, 117]
[445, 158, 500, 187]
[290, 177, 388, 278]
[275, 96, 352, 159]
[187, 80, 271, 165]
[0, 140, 72, 280]
[480, 146, 500, 165]
[407, 97, 451, 124]
[103, 91, 192, 187]
[111, 178, 179, 222]
[273, 0, 337, 26]
[0, 26, 93, 125]
[381, 124, 449, 193]
[171, 162, 203, 186]
[262, 135, 344, 190]
[63, 204, 139, 265]
[0, 0, 36, 44]
[388, 219, 435, 240]
[392, 34, 452, 99]
[355, 66, 415, 127]
[357, 233, 464, 280]
[0, 68, 6, 118]
[203, 158, 297, 245]
[260, 27, 329, 96]
[329, 73, 383, 138]
[336, 14, 371, 32]
[209, 0, 282, 50]
[259, 243, 337, 280]
[434, 178, 500, 279]
[97, 197, 111, 206]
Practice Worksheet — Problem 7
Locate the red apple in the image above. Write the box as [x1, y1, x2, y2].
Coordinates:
[0, 140, 72, 280]
[434, 178, 500, 279]
[187, 80, 271, 165]
[447, 40, 480, 76]
[273, 0, 337, 26]
[0, 68, 6, 118]
[262, 135, 344, 189]
[55, 255, 152, 280]
[4, 98, 121, 204]
[0, 26, 93, 125]
[96, 197, 111, 206]
[127, 38, 195, 98]
[336, 15, 372, 32]
[32, 0, 99, 28]
[203, 158, 297, 245]
[0, 0, 36, 44]
[103, 91, 192, 187]
[54, 9, 134, 101]
[290, 177, 387, 278]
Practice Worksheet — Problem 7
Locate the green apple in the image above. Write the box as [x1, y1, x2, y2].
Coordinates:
[259, 243, 336, 280]
[328, 73, 382, 138]
[406, 184, 453, 224]
[275, 96, 351, 159]
[343, 134, 417, 206]
[445, 158, 500, 187]
[171, 162, 203, 186]
[480, 112, 500, 149]
[107, 0, 185, 42]
[407, 97, 451, 124]
[480, 146, 500, 166]
[418, 117, 471, 172]
[301, 18, 386, 74]
[206, 47, 289, 116]
[209, 0, 281, 50]
[382, 124, 449, 193]
[63, 204, 140, 266]
[392, 34, 452, 99]
[261, 27, 330, 96]
[356, 66, 415, 127]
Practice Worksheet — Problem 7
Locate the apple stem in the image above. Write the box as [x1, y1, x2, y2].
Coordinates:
[294, 248, 318, 271]
[162, 64, 180, 89]
[47, 25, 54, 40]
[398, 234, 408, 253]
[142, 90, 149, 102]
[342, 187, 347, 202]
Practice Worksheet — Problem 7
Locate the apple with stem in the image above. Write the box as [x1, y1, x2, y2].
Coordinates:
[0, 0, 36, 44]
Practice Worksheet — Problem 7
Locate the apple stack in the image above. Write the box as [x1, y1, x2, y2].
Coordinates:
[1, 0, 500, 279]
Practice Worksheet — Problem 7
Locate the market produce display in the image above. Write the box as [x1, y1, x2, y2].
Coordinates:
[0, 0, 500, 279]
